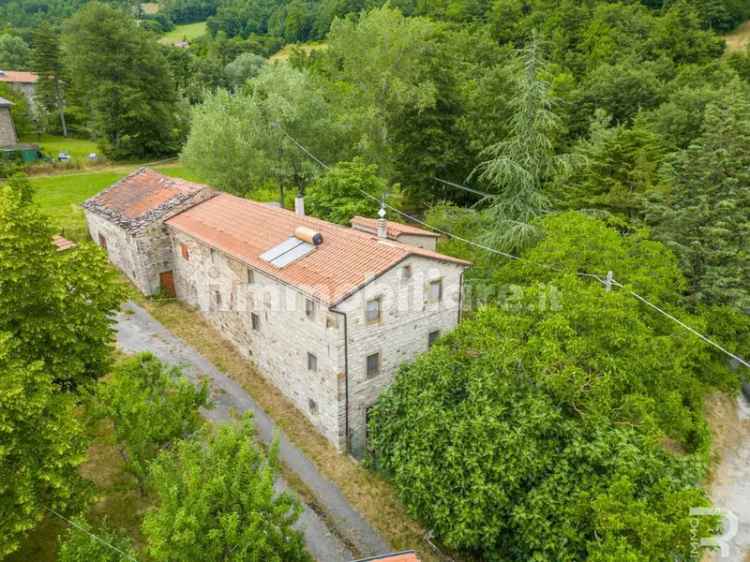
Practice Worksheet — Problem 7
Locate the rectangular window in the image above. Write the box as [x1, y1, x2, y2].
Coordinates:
[306, 298, 316, 320]
[428, 330, 441, 348]
[430, 279, 443, 303]
[98, 233, 107, 250]
[308, 398, 318, 415]
[213, 290, 222, 308]
[366, 352, 381, 379]
[247, 267, 255, 284]
[180, 243, 189, 261]
[402, 265, 412, 280]
[210, 248, 217, 264]
[251, 312, 260, 331]
[307, 352, 318, 372]
[366, 298, 382, 324]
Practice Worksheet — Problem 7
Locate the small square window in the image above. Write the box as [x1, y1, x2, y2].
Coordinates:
[430, 279, 443, 303]
[366, 352, 381, 379]
[366, 298, 382, 324]
[306, 298, 316, 320]
[402, 265, 412, 280]
[308, 398, 318, 415]
[251, 312, 260, 331]
[247, 267, 255, 284]
[428, 330, 441, 348]
[180, 243, 189, 260]
[307, 352, 318, 372]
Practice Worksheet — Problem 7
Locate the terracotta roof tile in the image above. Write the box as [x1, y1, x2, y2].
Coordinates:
[351, 216, 440, 239]
[51, 234, 76, 252]
[166, 193, 469, 306]
[82, 168, 212, 232]
[0, 70, 38, 83]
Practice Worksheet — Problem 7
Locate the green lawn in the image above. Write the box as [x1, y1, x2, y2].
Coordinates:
[29, 163, 205, 240]
[22, 134, 101, 164]
[725, 20, 750, 53]
[159, 21, 207, 44]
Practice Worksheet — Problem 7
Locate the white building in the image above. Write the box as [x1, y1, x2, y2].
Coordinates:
[84, 169, 470, 456]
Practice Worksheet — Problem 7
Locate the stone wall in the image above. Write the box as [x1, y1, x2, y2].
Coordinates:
[335, 256, 465, 456]
[0, 107, 17, 147]
[169, 229, 347, 449]
[84, 190, 215, 296]
[168, 228, 466, 456]
[84, 210, 142, 287]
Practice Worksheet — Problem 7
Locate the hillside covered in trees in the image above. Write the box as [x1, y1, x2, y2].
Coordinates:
[1, 0, 750, 560]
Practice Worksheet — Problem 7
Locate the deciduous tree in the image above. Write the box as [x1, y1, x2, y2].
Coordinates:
[57, 517, 137, 562]
[62, 2, 181, 159]
[0, 175, 124, 389]
[92, 353, 209, 494]
[0, 334, 90, 558]
[143, 417, 311, 562]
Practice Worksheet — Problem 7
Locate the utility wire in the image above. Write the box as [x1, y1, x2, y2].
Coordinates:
[433, 176, 494, 200]
[45, 507, 139, 562]
[278, 126, 749, 370]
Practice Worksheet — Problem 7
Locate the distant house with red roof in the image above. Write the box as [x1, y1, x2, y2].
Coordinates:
[83, 169, 470, 456]
[0, 70, 38, 108]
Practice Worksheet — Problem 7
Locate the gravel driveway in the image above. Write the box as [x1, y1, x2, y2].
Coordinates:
[709, 395, 750, 562]
[116, 300, 391, 562]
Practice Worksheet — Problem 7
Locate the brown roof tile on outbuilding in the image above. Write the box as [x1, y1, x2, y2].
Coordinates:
[166, 193, 470, 306]
[82, 168, 213, 232]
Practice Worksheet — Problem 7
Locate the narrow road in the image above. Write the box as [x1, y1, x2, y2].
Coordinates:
[116, 301, 391, 562]
[709, 394, 750, 562]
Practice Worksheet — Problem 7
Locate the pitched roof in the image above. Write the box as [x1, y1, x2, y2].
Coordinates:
[166, 193, 470, 306]
[0, 96, 13, 107]
[351, 216, 440, 239]
[0, 70, 38, 84]
[352, 551, 420, 562]
[82, 168, 212, 232]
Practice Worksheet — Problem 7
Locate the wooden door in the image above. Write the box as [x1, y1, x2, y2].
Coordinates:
[98, 233, 107, 251]
[160, 271, 176, 298]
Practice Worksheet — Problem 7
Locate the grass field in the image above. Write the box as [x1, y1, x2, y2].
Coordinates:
[724, 20, 750, 52]
[22, 134, 101, 164]
[159, 21, 207, 44]
[30, 163, 189, 239]
[269, 41, 327, 62]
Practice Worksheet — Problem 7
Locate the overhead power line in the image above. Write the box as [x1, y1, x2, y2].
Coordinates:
[278, 126, 749, 371]
[45, 507, 139, 562]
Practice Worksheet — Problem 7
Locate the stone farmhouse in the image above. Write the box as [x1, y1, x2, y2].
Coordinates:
[0, 70, 38, 109]
[84, 168, 470, 456]
[0, 97, 17, 147]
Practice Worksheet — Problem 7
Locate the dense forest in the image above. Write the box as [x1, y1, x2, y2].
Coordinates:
[1, 0, 750, 560]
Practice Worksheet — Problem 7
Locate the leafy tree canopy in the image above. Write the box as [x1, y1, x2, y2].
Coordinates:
[0, 33, 32, 69]
[305, 158, 389, 224]
[369, 278, 716, 561]
[91, 353, 209, 493]
[0, 334, 90, 558]
[57, 517, 138, 562]
[0, 175, 124, 389]
[649, 90, 750, 310]
[62, 2, 182, 159]
[143, 416, 312, 562]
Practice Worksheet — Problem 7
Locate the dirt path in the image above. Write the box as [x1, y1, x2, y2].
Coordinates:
[116, 300, 391, 562]
[708, 394, 750, 561]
